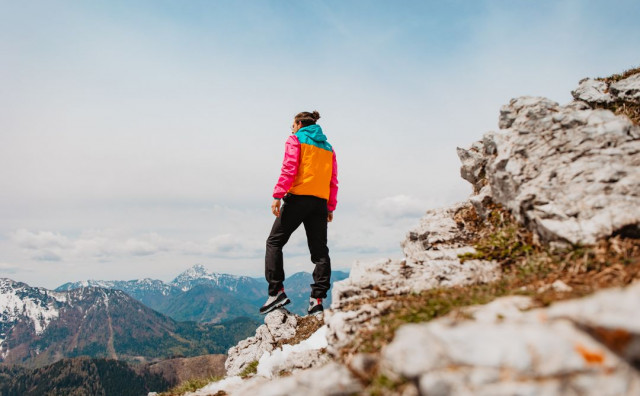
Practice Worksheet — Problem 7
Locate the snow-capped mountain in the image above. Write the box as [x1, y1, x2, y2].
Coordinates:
[0, 279, 65, 355]
[57, 265, 265, 304]
[0, 278, 258, 367]
[169, 264, 263, 298]
[56, 265, 265, 322]
[55, 265, 350, 321]
[56, 277, 180, 309]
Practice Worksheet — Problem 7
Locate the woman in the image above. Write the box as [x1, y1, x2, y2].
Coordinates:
[260, 111, 338, 316]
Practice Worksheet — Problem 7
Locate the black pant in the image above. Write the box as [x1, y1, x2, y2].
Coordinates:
[265, 193, 331, 298]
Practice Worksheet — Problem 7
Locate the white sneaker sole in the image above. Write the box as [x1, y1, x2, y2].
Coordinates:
[261, 298, 291, 315]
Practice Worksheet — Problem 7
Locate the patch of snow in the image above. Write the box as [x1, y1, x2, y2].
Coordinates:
[0, 281, 60, 335]
[256, 325, 328, 379]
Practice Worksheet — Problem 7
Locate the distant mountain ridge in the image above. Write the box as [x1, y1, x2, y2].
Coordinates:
[0, 278, 259, 367]
[56, 264, 350, 320]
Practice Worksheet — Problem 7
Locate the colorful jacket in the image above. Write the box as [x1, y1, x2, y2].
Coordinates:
[273, 124, 338, 212]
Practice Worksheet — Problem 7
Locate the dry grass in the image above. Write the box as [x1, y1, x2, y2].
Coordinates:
[593, 66, 640, 125]
[239, 360, 258, 378]
[596, 101, 640, 126]
[596, 66, 640, 84]
[274, 314, 325, 349]
[341, 204, 640, 394]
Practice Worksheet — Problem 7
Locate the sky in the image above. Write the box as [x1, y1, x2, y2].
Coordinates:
[1, 0, 639, 289]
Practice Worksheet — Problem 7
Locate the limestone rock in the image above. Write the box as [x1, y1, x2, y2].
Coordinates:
[457, 141, 487, 193]
[264, 308, 298, 340]
[380, 282, 640, 396]
[572, 78, 613, 104]
[537, 279, 573, 293]
[230, 362, 363, 396]
[256, 325, 330, 379]
[325, 300, 395, 355]
[326, 198, 501, 356]
[542, 281, 640, 366]
[458, 95, 640, 246]
[611, 73, 640, 103]
[225, 308, 300, 377]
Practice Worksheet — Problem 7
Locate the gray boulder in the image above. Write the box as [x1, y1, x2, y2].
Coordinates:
[381, 282, 640, 396]
[572, 78, 613, 104]
[611, 73, 640, 103]
[458, 96, 640, 246]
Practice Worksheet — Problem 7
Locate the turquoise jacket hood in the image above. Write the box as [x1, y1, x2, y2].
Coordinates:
[296, 124, 332, 151]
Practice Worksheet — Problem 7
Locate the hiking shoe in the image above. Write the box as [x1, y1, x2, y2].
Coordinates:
[260, 289, 290, 315]
[308, 297, 324, 316]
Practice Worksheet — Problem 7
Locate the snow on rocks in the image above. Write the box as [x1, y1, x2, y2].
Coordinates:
[380, 282, 640, 396]
[195, 330, 357, 396]
[256, 325, 330, 378]
[0, 278, 60, 339]
[458, 92, 640, 246]
[225, 308, 298, 376]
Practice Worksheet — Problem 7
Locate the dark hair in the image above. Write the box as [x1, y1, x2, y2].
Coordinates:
[294, 111, 320, 127]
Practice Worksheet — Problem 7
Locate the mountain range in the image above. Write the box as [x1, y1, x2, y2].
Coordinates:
[1, 265, 348, 367]
[56, 264, 350, 321]
[0, 277, 259, 367]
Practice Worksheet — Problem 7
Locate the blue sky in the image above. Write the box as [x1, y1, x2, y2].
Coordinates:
[1, 1, 639, 288]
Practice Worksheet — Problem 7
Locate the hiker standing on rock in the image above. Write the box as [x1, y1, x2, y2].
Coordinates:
[261, 111, 338, 316]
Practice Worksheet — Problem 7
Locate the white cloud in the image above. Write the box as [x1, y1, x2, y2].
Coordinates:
[11, 229, 71, 251]
[0, 262, 24, 274]
[202, 234, 264, 259]
[7, 228, 269, 262]
[2, 1, 639, 288]
[363, 195, 441, 225]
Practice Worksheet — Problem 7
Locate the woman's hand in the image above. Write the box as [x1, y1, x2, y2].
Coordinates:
[271, 199, 281, 217]
[328, 211, 333, 222]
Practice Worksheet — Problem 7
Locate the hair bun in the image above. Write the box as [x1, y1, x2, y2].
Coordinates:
[311, 111, 320, 121]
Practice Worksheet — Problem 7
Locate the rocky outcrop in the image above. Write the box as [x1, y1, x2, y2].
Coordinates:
[178, 71, 640, 396]
[325, 201, 501, 354]
[196, 362, 363, 396]
[572, 74, 640, 104]
[457, 94, 640, 246]
[380, 281, 640, 395]
[225, 309, 299, 376]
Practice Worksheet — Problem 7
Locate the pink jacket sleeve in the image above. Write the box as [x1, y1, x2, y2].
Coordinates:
[272, 135, 300, 199]
[328, 149, 338, 212]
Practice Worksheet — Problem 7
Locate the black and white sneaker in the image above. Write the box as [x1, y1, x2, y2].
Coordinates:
[259, 289, 290, 315]
[308, 297, 324, 316]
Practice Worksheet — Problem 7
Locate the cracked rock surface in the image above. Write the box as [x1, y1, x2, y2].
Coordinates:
[381, 282, 640, 396]
[458, 90, 640, 246]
